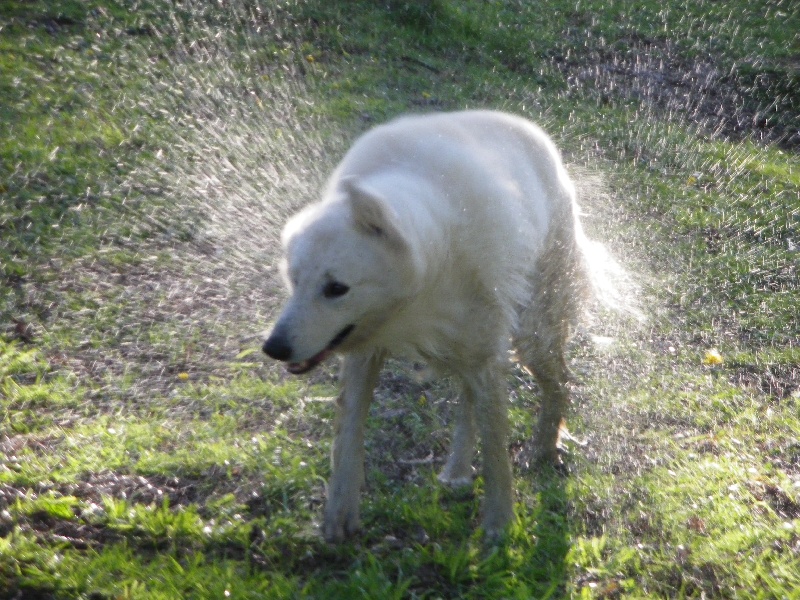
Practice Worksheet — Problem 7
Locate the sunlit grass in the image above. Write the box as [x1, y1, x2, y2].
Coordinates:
[1, 0, 798, 597]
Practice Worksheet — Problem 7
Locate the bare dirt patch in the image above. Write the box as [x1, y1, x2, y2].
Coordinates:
[730, 362, 800, 400]
[556, 36, 800, 149]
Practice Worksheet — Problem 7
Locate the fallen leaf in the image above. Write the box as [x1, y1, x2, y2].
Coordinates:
[703, 349, 723, 365]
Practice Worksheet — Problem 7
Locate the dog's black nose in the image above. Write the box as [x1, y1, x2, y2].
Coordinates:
[263, 334, 292, 361]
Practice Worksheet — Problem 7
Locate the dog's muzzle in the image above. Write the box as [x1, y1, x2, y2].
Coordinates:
[263, 324, 355, 374]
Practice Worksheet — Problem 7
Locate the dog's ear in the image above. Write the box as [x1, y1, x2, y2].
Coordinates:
[343, 178, 409, 252]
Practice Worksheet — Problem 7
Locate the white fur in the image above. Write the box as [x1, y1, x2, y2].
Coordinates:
[264, 110, 597, 541]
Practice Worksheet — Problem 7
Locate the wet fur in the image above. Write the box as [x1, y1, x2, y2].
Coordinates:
[265, 110, 594, 541]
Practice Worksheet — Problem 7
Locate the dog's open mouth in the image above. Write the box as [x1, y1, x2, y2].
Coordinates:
[287, 324, 355, 375]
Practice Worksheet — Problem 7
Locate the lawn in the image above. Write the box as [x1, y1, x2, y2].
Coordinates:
[1, 0, 798, 597]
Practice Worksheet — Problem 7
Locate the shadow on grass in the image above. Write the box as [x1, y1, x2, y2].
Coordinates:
[277, 464, 573, 596]
[513, 466, 571, 598]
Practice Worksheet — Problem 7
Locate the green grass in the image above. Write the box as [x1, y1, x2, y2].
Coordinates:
[1, 0, 799, 597]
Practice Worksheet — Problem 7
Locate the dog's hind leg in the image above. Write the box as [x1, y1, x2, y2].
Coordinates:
[324, 350, 385, 542]
[459, 361, 515, 539]
[514, 288, 575, 467]
[514, 222, 587, 467]
[520, 347, 571, 466]
[438, 384, 477, 488]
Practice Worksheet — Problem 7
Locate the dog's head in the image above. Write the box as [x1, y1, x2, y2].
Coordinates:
[263, 178, 419, 373]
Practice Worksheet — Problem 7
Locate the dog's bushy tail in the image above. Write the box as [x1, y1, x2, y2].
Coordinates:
[575, 223, 645, 323]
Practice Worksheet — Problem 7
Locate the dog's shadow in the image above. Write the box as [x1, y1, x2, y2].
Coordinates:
[513, 465, 571, 595]
[358, 362, 572, 593]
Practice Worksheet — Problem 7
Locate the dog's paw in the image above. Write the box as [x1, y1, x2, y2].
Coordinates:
[515, 443, 563, 471]
[437, 461, 475, 488]
[481, 507, 514, 545]
[437, 470, 474, 488]
[322, 504, 361, 543]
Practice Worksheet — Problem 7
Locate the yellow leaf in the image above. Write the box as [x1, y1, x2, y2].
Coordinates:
[703, 349, 723, 365]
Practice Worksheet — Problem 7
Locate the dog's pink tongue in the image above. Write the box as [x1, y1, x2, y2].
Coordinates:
[286, 348, 330, 375]
[287, 361, 311, 375]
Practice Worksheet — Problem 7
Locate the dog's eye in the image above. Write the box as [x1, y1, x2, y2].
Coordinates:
[323, 281, 350, 299]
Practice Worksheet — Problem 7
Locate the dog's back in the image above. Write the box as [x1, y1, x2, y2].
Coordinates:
[327, 110, 588, 366]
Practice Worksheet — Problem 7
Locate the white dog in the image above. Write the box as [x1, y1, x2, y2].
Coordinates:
[264, 110, 597, 542]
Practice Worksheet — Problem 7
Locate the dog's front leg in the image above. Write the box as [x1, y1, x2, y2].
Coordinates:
[461, 362, 515, 540]
[324, 350, 384, 542]
[438, 384, 476, 487]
